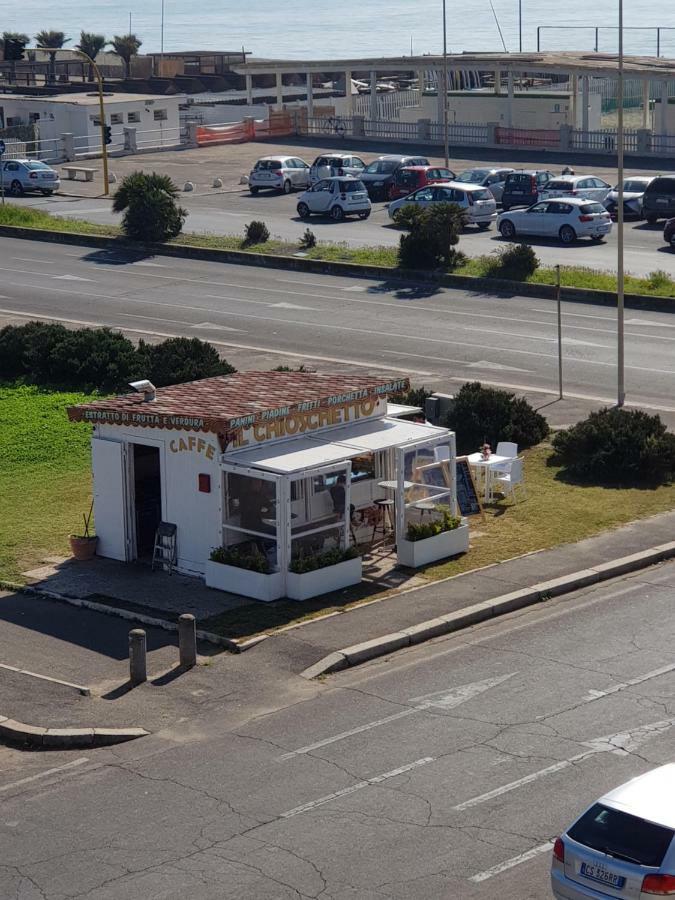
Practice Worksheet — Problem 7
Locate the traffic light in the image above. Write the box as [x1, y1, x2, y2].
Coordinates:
[103, 125, 112, 145]
[4, 39, 26, 61]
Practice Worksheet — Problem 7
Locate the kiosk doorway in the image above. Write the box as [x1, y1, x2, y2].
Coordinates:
[132, 444, 162, 556]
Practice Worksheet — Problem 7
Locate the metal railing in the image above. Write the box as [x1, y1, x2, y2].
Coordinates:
[496, 127, 560, 148]
[429, 121, 489, 145]
[571, 128, 640, 152]
[536, 24, 675, 56]
[1, 136, 63, 161]
[363, 119, 419, 141]
[135, 126, 182, 149]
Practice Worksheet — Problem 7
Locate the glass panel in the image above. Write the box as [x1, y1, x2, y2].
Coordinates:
[401, 445, 454, 538]
[290, 469, 348, 565]
[222, 472, 279, 570]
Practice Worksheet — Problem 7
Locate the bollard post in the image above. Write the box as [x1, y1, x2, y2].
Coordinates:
[129, 629, 147, 685]
[178, 614, 197, 669]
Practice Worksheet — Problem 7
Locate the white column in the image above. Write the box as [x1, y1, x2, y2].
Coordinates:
[436, 69, 444, 123]
[245, 73, 253, 107]
[582, 76, 590, 132]
[658, 80, 668, 134]
[306, 73, 314, 118]
[370, 69, 378, 120]
[494, 69, 502, 95]
[570, 74, 578, 127]
[344, 69, 353, 118]
[506, 71, 515, 127]
[642, 79, 650, 129]
[275, 71, 283, 109]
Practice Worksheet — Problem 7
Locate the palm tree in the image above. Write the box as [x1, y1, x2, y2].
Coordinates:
[109, 34, 142, 79]
[34, 30, 69, 85]
[2, 32, 29, 83]
[76, 31, 106, 82]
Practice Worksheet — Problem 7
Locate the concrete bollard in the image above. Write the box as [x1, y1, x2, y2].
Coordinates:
[178, 614, 197, 669]
[212, 177, 223, 188]
[183, 181, 194, 192]
[129, 629, 147, 685]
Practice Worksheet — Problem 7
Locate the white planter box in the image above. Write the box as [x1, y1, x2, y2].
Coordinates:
[286, 557, 363, 602]
[397, 523, 469, 569]
[205, 560, 285, 603]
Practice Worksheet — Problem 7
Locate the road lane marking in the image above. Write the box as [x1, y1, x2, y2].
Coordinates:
[467, 360, 533, 374]
[582, 661, 675, 703]
[0, 757, 89, 794]
[278, 674, 516, 761]
[280, 758, 434, 818]
[454, 719, 675, 811]
[469, 841, 554, 882]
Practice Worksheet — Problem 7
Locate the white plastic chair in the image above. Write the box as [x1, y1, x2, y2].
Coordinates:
[495, 457, 527, 503]
[493, 441, 519, 474]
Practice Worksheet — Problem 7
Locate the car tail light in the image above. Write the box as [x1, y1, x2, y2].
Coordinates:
[552, 838, 565, 863]
[570, 190, 578, 195]
[579, 215, 594, 222]
[29, 172, 38, 179]
[530, 176, 537, 190]
[642, 874, 675, 895]
[337, 168, 344, 176]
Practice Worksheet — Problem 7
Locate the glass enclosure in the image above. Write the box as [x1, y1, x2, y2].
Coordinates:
[396, 437, 457, 543]
[222, 469, 281, 571]
[289, 463, 351, 567]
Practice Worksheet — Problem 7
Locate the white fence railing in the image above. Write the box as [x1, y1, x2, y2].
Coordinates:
[352, 90, 420, 120]
[429, 121, 489, 145]
[135, 126, 182, 150]
[1, 136, 63, 162]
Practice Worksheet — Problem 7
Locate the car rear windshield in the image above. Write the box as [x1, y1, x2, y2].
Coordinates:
[568, 803, 674, 867]
[339, 180, 365, 192]
[507, 174, 534, 186]
[396, 170, 418, 186]
[325, 157, 347, 166]
[546, 180, 574, 191]
[254, 160, 282, 170]
[646, 177, 675, 195]
[580, 203, 607, 214]
[623, 180, 649, 192]
[457, 170, 489, 183]
[25, 161, 50, 170]
[472, 188, 493, 200]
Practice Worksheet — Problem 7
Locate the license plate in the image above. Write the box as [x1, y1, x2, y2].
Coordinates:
[657, 198, 668, 204]
[580, 861, 625, 889]
[513, 190, 523, 194]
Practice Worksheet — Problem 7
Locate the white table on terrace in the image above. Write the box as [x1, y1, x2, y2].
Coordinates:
[466, 453, 512, 502]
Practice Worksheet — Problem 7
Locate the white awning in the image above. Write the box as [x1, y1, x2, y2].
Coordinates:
[386, 402, 422, 418]
[323, 417, 448, 453]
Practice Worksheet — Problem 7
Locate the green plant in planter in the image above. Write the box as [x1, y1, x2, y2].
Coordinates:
[209, 545, 270, 574]
[289, 545, 358, 574]
[406, 506, 461, 542]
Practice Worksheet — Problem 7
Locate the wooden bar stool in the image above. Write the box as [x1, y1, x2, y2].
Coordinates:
[373, 498, 395, 541]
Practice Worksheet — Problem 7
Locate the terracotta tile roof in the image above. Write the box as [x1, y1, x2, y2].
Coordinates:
[67, 371, 410, 434]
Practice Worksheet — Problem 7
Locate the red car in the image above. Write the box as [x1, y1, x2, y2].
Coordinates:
[389, 165, 457, 200]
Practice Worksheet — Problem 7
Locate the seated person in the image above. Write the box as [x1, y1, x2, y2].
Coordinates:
[330, 474, 355, 521]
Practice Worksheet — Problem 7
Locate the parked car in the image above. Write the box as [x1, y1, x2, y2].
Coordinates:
[500, 170, 555, 210]
[359, 155, 430, 201]
[552, 763, 675, 900]
[663, 216, 675, 247]
[1, 159, 60, 195]
[497, 198, 612, 244]
[248, 156, 310, 194]
[296, 176, 371, 220]
[604, 175, 655, 219]
[387, 182, 497, 229]
[540, 175, 612, 203]
[453, 167, 515, 203]
[309, 153, 366, 184]
[642, 174, 675, 223]
[390, 165, 457, 200]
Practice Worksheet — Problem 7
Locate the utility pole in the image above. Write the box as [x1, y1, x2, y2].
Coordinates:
[442, 0, 449, 168]
[617, 0, 625, 406]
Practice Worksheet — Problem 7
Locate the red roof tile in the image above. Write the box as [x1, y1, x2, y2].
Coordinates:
[67, 371, 410, 434]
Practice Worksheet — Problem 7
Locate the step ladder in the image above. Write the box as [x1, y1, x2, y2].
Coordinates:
[151, 522, 177, 575]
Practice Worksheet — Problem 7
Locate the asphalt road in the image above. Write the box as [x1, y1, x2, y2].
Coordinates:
[11, 187, 675, 279]
[4, 561, 675, 898]
[1, 236, 675, 413]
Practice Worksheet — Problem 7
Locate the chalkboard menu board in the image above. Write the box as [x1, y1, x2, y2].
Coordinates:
[455, 456, 482, 517]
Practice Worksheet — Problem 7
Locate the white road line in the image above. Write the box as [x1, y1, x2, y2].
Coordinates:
[278, 674, 516, 761]
[280, 757, 434, 818]
[454, 719, 675, 811]
[583, 662, 675, 702]
[0, 757, 89, 794]
[469, 842, 554, 882]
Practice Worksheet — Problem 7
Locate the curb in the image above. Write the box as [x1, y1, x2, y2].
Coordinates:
[0, 715, 148, 749]
[0, 662, 90, 696]
[300, 541, 675, 679]
[0, 224, 673, 313]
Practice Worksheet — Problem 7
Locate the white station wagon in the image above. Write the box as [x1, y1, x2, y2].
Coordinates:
[296, 176, 371, 221]
[497, 198, 612, 244]
[552, 764, 675, 899]
[387, 182, 497, 229]
[540, 175, 613, 204]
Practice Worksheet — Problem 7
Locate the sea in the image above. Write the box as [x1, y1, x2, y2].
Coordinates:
[4, 0, 675, 61]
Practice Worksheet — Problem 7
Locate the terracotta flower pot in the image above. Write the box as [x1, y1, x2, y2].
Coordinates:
[69, 535, 98, 561]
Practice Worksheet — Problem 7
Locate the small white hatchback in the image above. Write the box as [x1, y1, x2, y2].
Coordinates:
[296, 176, 371, 221]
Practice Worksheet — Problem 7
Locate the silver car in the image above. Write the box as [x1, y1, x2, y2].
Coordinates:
[309, 153, 366, 184]
[540, 175, 612, 204]
[552, 763, 675, 898]
[454, 167, 515, 203]
[248, 155, 310, 195]
[1, 158, 60, 195]
[604, 176, 655, 219]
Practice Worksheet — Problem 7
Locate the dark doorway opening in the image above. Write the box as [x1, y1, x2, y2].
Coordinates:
[133, 444, 162, 556]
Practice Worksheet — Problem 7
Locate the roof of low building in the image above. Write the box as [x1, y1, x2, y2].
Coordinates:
[67, 371, 410, 434]
[0, 91, 183, 106]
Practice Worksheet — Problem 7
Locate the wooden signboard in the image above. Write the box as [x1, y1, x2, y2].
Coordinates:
[416, 457, 482, 518]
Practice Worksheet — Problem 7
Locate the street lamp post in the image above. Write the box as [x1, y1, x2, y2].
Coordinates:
[519, 0, 523, 52]
[442, 0, 449, 168]
[40, 47, 110, 196]
[617, 0, 625, 406]
[160, 0, 165, 73]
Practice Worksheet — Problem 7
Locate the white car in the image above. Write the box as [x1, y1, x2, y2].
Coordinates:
[454, 167, 515, 203]
[296, 177, 371, 221]
[387, 182, 497, 229]
[552, 764, 675, 899]
[497, 198, 612, 244]
[540, 175, 612, 203]
[604, 176, 655, 219]
[248, 156, 311, 195]
[1, 159, 60, 195]
[309, 154, 366, 184]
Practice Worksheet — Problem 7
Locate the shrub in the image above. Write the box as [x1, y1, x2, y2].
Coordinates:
[139, 337, 236, 387]
[390, 385, 433, 411]
[551, 407, 675, 484]
[406, 506, 461, 542]
[209, 545, 270, 573]
[393, 204, 425, 231]
[398, 203, 466, 271]
[243, 220, 270, 246]
[646, 269, 673, 291]
[299, 228, 317, 249]
[445, 382, 548, 455]
[272, 364, 308, 372]
[485, 243, 539, 281]
[0, 321, 69, 380]
[289, 545, 358, 574]
[112, 171, 187, 242]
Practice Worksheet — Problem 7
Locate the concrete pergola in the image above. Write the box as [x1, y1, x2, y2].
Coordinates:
[234, 51, 675, 131]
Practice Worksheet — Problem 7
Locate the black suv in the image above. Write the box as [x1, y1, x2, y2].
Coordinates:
[359, 154, 430, 201]
[501, 170, 554, 211]
[642, 175, 675, 224]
